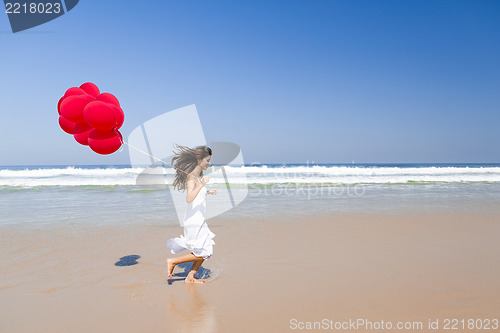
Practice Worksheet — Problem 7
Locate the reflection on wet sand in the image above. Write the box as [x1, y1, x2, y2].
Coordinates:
[166, 262, 216, 332]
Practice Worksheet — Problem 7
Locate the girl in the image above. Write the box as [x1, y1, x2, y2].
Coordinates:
[166, 144, 217, 284]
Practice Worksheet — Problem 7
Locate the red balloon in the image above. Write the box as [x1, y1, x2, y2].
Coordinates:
[59, 116, 76, 134]
[59, 87, 87, 114]
[80, 82, 100, 98]
[73, 122, 94, 146]
[97, 93, 120, 107]
[57, 84, 125, 154]
[88, 129, 123, 155]
[84, 101, 116, 130]
[109, 105, 124, 129]
[60, 94, 94, 123]
[57, 96, 64, 115]
[64, 87, 87, 98]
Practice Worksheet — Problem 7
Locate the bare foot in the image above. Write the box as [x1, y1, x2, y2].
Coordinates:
[166, 259, 175, 279]
[184, 277, 205, 284]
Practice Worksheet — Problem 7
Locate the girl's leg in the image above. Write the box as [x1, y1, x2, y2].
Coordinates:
[167, 253, 204, 279]
[185, 258, 205, 284]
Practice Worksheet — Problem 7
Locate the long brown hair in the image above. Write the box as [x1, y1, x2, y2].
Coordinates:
[171, 144, 212, 191]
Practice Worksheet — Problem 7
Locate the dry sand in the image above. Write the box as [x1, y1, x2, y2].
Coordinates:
[1, 212, 499, 332]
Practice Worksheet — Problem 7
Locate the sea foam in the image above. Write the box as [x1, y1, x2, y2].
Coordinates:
[1, 164, 500, 187]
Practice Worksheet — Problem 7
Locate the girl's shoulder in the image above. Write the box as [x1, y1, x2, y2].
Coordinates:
[186, 173, 201, 182]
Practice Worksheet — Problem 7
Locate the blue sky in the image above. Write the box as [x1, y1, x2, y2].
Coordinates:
[1, 0, 499, 165]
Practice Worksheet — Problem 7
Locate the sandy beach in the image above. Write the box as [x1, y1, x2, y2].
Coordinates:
[2, 0, 500, 330]
[1, 210, 499, 332]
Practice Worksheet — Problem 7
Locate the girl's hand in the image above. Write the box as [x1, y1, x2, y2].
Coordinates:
[207, 189, 218, 195]
[201, 176, 210, 185]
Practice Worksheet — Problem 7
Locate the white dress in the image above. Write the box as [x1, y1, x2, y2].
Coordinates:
[167, 184, 216, 259]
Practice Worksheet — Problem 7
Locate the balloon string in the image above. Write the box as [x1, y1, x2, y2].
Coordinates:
[121, 140, 164, 164]
[117, 135, 203, 182]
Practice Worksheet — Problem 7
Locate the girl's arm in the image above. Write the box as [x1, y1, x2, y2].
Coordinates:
[186, 176, 208, 204]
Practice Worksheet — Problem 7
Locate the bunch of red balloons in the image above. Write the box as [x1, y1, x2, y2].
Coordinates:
[57, 82, 124, 155]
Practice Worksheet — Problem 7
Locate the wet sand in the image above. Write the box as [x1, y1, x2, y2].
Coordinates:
[1, 212, 499, 332]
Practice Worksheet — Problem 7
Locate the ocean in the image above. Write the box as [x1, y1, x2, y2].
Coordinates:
[1, 163, 500, 228]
